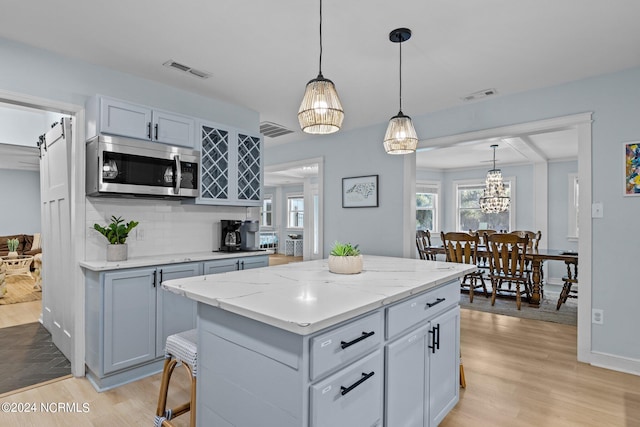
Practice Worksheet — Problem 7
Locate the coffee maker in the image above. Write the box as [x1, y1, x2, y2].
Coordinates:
[239, 220, 260, 251]
[220, 220, 242, 252]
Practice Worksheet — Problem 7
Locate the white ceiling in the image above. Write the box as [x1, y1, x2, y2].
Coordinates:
[416, 128, 578, 171]
[2, 0, 640, 150]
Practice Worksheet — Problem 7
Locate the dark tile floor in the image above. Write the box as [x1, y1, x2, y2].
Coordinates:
[0, 322, 71, 394]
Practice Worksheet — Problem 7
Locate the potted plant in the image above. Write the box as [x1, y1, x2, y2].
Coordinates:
[94, 215, 139, 261]
[6, 238, 20, 259]
[328, 241, 363, 274]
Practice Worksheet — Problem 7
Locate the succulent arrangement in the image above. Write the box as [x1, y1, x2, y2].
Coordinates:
[94, 215, 139, 245]
[330, 241, 361, 257]
[6, 238, 19, 252]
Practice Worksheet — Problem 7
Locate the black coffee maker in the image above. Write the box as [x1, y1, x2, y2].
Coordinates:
[220, 220, 242, 252]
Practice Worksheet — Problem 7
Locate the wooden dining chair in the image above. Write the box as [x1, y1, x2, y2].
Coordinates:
[485, 233, 530, 310]
[509, 230, 543, 296]
[416, 230, 436, 260]
[557, 260, 578, 310]
[441, 231, 487, 302]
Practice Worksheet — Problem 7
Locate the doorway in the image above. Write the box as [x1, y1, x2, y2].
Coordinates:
[415, 113, 593, 362]
[0, 91, 85, 390]
[263, 157, 324, 261]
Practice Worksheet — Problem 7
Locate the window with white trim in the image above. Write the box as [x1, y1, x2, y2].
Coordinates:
[416, 182, 439, 232]
[287, 195, 304, 229]
[261, 195, 273, 227]
[455, 179, 514, 232]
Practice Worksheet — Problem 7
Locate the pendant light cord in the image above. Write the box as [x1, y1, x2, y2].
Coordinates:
[399, 37, 403, 113]
[318, 0, 323, 76]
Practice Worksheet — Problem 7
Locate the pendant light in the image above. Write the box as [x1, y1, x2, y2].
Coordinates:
[479, 144, 510, 213]
[298, 0, 344, 134]
[383, 28, 418, 155]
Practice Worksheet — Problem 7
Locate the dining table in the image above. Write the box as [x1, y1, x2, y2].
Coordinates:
[421, 246, 578, 308]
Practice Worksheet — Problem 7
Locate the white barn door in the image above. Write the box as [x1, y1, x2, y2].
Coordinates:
[39, 118, 73, 361]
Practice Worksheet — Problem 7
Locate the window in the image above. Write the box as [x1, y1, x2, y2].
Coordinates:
[568, 174, 579, 239]
[455, 180, 513, 232]
[416, 182, 439, 232]
[261, 195, 273, 227]
[287, 195, 304, 229]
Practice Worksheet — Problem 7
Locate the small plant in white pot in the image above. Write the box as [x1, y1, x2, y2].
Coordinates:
[94, 215, 139, 262]
[328, 241, 363, 274]
[6, 238, 20, 259]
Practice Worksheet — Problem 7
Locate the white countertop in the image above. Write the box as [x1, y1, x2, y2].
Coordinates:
[79, 250, 270, 272]
[162, 255, 475, 335]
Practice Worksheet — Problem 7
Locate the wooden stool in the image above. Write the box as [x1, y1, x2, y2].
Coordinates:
[155, 329, 198, 427]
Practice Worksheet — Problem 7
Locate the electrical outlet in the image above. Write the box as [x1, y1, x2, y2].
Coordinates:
[136, 228, 145, 241]
[592, 308, 604, 325]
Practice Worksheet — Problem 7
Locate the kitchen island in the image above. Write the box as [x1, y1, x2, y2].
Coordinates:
[163, 255, 474, 427]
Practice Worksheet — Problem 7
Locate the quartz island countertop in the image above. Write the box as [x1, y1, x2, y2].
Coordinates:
[162, 255, 475, 335]
[79, 250, 270, 272]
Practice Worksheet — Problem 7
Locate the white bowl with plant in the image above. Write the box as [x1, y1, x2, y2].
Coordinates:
[328, 241, 363, 274]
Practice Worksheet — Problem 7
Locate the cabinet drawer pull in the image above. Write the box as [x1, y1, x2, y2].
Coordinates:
[154, 123, 159, 140]
[340, 331, 375, 349]
[340, 371, 375, 396]
[426, 297, 445, 308]
[147, 122, 151, 139]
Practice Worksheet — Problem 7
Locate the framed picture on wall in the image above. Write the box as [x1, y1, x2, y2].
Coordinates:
[342, 175, 379, 208]
[624, 141, 640, 196]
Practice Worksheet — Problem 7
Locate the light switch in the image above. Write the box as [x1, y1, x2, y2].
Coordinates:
[591, 202, 603, 218]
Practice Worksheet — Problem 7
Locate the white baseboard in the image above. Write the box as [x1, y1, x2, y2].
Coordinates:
[590, 351, 640, 377]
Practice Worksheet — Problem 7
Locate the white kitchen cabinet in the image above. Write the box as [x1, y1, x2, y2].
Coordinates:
[195, 120, 262, 207]
[385, 283, 460, 427]
[85, 261, 199, 390]
[428, 307, 460, 427]
[203, 254, 268, 275]
[195, 279, 460, 427]
[86, 95, 195, 148]
[155, 262, 201, 357]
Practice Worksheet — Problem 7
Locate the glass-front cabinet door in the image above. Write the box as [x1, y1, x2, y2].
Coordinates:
[195, 120, 262, 207]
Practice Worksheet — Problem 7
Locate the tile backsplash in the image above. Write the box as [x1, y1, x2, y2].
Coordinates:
[85, 198, 258, 261]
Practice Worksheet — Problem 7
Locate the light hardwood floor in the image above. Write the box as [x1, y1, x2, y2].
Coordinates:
[0, 300, 41, 328]
[2, 308, 639, 426]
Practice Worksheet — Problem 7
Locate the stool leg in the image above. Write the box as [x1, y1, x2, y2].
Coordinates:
[156, 358, 178, 418]
[190, 376, 197, 427]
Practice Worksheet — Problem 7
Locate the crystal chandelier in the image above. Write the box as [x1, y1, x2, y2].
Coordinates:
[479, 144, 510, 213]
[298, 0, 344, 134]
[383, 28, 418, 154]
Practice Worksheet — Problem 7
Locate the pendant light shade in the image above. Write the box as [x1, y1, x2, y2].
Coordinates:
[384, 28, 418, 155]
[298, 0, 344, 134]
[383, 112, 418, 154]
[298, 74, 344, 134]
[479, 144, 510, 213]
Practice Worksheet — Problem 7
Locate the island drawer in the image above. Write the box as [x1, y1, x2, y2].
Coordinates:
[310, 349, 383, 427]
[385, 280, 458, 339]
[309, 311, 383, 381]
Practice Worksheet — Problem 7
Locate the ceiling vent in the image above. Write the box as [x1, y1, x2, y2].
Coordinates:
[461, 88, 498, 102]
[260, 121, 295, 138]
[163, 60, 211, 79]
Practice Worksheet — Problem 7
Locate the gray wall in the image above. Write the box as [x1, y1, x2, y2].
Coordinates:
[266, 124, 409, 257]
[0, 169, 41, 235]
[266, 66, 640, 363]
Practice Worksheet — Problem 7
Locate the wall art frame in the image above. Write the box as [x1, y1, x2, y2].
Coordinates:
[624, 141, 640, 196]
[342, 175, 379, 208]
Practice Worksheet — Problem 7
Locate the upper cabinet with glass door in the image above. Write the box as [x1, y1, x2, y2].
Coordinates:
[192, 120, 262, 207]
[86, 95, 195, 148]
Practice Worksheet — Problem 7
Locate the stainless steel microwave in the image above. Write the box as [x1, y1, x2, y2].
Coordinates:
[86, 135, 199, 198]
